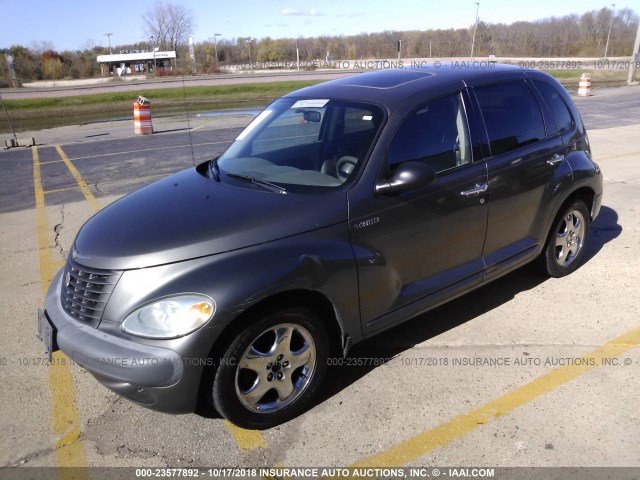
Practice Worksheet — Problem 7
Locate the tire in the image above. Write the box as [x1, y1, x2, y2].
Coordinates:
[211, 307, 329, 429]
[540, 200, 591, 278]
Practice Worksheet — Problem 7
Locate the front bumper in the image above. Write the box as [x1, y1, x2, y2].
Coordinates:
[39, 269, 224, 413]
[592, 192, 602, 220]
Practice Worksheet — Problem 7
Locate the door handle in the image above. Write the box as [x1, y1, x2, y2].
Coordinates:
[547, 154, 565, 166]
[460, 183, 488, 197]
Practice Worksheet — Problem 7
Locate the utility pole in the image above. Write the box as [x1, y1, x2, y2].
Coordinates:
[0, 92, 18, 145]
[470, 2, 480, 59]
[604, 4, 616, 58]
[150, 36, 157, 73]
[628, 18, 640, 84]
[213, 33, 221, 68]
[104, 33, 113, 54]
[188, 34, 196, 74]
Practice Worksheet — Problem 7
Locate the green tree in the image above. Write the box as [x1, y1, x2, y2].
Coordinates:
[41, 50, 64, 80]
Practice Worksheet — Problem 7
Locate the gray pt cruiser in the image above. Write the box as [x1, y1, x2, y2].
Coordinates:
[38, 65, 603, 429]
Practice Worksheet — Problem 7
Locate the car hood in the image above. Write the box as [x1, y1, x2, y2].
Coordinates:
[73, 167, 348, 270]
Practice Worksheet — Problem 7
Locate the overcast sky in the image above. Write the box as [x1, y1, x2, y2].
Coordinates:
[0, 0, 636, 52]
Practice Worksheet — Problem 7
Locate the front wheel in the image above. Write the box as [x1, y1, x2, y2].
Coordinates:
[211, 307, 329, 429]
[540, 200, 591, 278]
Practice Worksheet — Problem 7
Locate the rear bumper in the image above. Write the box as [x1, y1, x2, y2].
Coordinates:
[39, 269, 224, 413]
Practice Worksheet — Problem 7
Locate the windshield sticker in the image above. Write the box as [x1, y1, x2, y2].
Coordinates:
[236, 110, 273, 140]
[362, 115, 373, 121]
[291, 99, 330, 109]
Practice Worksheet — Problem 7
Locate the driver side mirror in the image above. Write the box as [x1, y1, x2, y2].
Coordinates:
[375, 161, 437, 195]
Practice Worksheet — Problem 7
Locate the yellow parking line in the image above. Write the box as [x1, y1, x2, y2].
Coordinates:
[55, 145, 101, 213]
[43, 173, 170, 195]
[33, 147, 88, 473]
[40, 140, 231, 165]
[351, 327, 640, 467]
[33, 147, 60, 297]
[224, 420, 269, 451]
[596, 151, 640, 162]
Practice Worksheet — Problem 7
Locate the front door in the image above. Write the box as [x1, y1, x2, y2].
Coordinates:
[349, 92, 489, 335]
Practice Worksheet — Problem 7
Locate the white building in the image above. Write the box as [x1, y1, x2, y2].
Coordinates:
[96, 50, 177, 76]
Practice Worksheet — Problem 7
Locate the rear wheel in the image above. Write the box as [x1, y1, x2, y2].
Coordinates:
[211, 307, 329, 429]
[540, 200, 590, 277]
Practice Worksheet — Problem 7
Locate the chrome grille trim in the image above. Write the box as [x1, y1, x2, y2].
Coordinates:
[60, 257, 122, 325]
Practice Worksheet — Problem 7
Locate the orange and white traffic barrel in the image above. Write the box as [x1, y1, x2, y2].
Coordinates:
[133, 96, 153, 134]
[577, 74, 591, 97]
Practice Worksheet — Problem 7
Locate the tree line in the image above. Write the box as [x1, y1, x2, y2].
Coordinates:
[1, 6, 638, 85]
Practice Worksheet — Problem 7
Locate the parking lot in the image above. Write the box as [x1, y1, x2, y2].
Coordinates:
[0, 85, 639, 475]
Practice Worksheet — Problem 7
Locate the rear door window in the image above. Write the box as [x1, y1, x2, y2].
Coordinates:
[474, 80, 546, 156]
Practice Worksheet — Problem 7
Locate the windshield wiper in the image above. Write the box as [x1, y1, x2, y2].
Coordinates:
[209, 157, 221, 181]
[225, 172, 287, 194]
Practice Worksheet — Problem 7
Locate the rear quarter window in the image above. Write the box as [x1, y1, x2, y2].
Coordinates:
[474, 80, 546, 156]
[532, 79, 574, 135]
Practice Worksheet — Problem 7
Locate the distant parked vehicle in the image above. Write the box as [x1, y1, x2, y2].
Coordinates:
[39, 65, 602, 429]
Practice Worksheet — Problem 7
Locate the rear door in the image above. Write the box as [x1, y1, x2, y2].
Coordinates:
[469, 79, 566, 277]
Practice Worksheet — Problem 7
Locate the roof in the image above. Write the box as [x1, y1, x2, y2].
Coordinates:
[96, 51, 176, 63]
[285, 63, 525, 112]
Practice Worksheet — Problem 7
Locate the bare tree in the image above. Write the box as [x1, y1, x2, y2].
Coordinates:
[143, 2, 195, 52]
[29, 40, 55, 55]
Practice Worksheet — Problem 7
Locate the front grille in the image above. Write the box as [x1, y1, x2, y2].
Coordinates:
[61, 257, 122, 325]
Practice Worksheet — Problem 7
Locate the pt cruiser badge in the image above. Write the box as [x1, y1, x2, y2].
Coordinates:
[353, 217, 380, 230]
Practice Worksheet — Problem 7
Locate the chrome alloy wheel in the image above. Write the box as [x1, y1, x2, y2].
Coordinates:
[554, 209, 586, 267]
[235, 323, 316, 413]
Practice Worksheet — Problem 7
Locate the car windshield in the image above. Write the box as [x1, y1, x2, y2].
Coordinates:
[217, 98, 384, 192]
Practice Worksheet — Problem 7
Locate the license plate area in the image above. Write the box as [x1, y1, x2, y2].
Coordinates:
[37, 309, 58, 362]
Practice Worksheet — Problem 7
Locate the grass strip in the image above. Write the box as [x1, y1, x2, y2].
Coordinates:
[544, 69, 628, 87]
[0, 80, 322, 132]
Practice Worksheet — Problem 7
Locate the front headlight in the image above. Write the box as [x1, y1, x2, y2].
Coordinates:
[121, 294, 215, 339]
